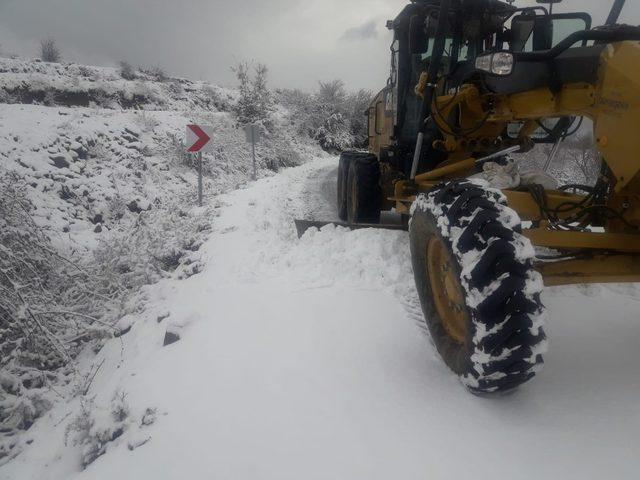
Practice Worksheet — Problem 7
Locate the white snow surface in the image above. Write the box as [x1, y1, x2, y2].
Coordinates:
[2, 158, 640, 479]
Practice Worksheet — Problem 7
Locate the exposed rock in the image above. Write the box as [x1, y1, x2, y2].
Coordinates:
[50, 154, 70, 168]
[127, 198, 151, 213]
[163, 329, 180, 346]
[127, 200, 142, 213]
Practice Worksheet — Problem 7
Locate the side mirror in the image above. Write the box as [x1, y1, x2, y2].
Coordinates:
[533, 16, 553, 50]
[511, 17, 535, 52]
[536, 0, 563, 15]
[409, 15, 429, 55]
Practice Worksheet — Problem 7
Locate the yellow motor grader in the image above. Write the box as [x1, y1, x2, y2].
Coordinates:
[331, 0, 640, 393]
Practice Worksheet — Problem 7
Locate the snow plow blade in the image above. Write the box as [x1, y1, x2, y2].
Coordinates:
[294, 219, 407, 238]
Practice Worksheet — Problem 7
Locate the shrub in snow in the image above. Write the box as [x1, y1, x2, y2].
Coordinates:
[314, 112, 355, 152]
[93, 201, 210, 292]
[43, 90, 58, 106]
[134, 111, 160, 133]
[0, 172, 115, 463]
[139, 65, 167, 83]
[276, 81, 372, 152]
[119, 61, 136, 81]
[65, 390, 130, 468]
[40, 38, 61, 63]
[202, 85, 232, 112]
[345, 88, 373, 148]
[269, 138, 302, 171]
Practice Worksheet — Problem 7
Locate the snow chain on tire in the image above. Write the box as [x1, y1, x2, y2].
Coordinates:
[410, 179, 548, 394]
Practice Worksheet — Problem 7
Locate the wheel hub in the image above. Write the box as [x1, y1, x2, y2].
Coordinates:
[426, 236, 469, 345]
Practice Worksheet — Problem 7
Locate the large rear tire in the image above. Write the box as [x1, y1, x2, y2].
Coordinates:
[410, 180, 548, 394]
[337, 152, 376, 221]
[346, 155, 381, 224]
[337, 153, 350, 221]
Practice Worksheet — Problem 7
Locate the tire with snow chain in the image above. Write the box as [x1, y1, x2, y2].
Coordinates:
[346, 155, 381, 224]
[409, 180, 548, 394]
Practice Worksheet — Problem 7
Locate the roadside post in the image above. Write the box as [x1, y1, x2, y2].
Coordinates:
[186, 124, 214, 207]
[244, 123, 261, 181]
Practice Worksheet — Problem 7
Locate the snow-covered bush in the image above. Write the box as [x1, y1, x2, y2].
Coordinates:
[139, 65, 167, 83]
[65, 391, 130, 468]
[262, 134, 302, 172]
[345, 88, 373, 147]
[0, 172, 115, 463]
[202, 85, 232, 112]
[314, 113, 355, 152]
[119, 61, 136, 81]
[93, 200, 210, 292]
[276, 81, 372, 152]
[134, 111, 160, 133]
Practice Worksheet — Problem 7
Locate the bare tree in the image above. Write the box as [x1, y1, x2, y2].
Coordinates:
[40, 38, 61, 62]
[317, 79, 347, 108]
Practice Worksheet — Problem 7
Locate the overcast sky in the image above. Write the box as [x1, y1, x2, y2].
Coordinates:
[0, 1, 637, 92]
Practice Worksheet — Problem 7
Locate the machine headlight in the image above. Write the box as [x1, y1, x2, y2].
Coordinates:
[475, 52, 514, 76]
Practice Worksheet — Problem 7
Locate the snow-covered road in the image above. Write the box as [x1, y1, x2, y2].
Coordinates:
[4, 157, 640, 480]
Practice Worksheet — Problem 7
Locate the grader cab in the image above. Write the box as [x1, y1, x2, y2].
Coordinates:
[334, 0, 640, 393]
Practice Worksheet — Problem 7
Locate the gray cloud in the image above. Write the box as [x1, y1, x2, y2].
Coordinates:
[341, 20, 378, 41]
[0, 1, 637, 93]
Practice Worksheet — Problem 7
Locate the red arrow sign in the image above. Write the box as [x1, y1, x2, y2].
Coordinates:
[186, 124, 213, 152]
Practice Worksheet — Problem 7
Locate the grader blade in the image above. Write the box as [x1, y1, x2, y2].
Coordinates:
[294, 219, 407, 238]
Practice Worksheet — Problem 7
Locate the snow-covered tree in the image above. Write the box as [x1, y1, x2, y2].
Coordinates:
[232, 61, 273, 127]
[277, 79, 372, 152]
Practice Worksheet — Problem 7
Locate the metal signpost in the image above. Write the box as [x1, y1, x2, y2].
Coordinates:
[244, 124, 261, 181]
[186, 124, 214, 206]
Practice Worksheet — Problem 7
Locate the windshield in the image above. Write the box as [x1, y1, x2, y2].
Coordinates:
[513, 14, 591, 52]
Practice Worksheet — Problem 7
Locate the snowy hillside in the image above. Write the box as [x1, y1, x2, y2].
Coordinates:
[0, 57, 234, 111]
[0, 57, 325, 467]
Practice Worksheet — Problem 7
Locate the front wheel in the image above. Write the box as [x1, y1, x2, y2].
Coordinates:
[410, 180, 548, 394]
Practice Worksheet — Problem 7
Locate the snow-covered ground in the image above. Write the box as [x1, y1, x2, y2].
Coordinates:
[3, 157, 639, 479]
[0, 55, 327, 467]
